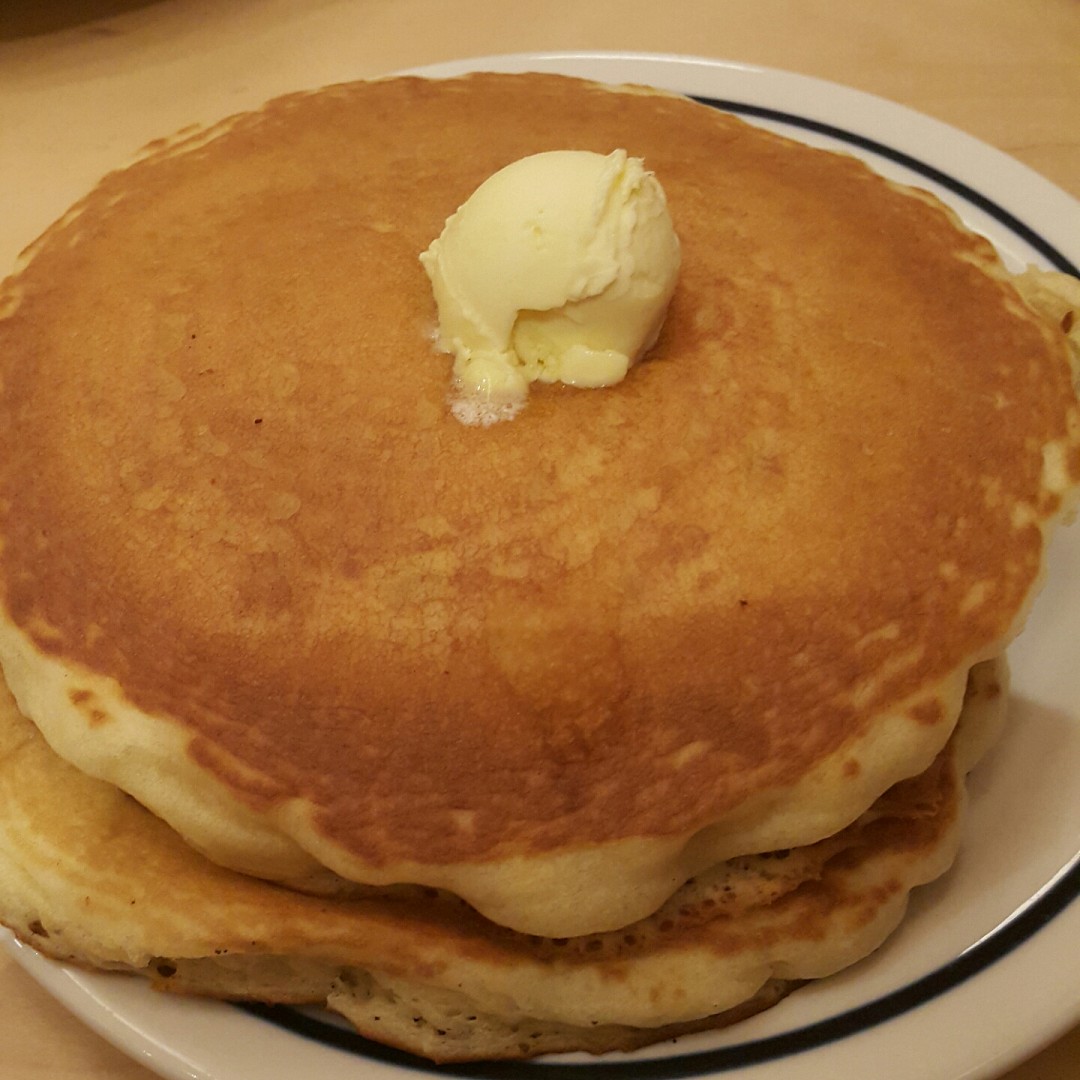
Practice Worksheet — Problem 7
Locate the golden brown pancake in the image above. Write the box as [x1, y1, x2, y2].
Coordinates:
[0, 661, 1006, 1062]
[0, 73, 1077, 939]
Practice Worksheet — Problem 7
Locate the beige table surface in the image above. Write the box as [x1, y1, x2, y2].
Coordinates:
[1, 0, 1078, 1077]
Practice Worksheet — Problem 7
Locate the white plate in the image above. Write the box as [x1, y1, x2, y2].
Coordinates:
[6, 50, 1080, 1080]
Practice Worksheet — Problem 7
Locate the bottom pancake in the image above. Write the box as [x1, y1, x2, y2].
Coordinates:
[0, 662, 1005, 1062]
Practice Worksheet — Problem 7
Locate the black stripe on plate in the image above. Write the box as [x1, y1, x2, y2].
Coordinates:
[236, 97, 1080, 1076]
[696, 97, 1079, 277]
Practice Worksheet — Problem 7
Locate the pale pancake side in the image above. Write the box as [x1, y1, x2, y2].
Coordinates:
[0, 73, 1077, 936]
[0, 661, 1005, 1061]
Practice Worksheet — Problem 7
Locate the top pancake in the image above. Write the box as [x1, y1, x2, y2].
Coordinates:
[0, 72, 1077, 937]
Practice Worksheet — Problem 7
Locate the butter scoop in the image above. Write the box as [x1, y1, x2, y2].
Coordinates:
[420, 149, 681, 423]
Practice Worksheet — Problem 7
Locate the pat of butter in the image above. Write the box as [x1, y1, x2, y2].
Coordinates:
[420, 149, 680, 424]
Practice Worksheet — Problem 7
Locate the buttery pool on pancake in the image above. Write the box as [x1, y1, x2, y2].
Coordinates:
[0, 662, 1006, 1061]
[0, 71, 1079, 1059]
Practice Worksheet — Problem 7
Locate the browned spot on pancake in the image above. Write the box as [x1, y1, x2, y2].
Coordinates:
[843, 759, 861, 778]
[66, 687, 111, 727]
[909, 700, 945, 727]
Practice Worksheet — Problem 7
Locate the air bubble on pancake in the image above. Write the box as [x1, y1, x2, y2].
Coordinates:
[193, 424, 230, 458]
[150, 315, 196, 363]
[1042, 441, 1072, 494]
[845, 643, 927, 710]
[959, 580, 995, 614]
[669, 740, 711, 769]
[130, 484, 171, 513]
[415, 515, 456, 540]
[979, 475, 1004, 509]
[269, 362, 300, 399]
[21, 614, 65, 649]
[1010, 501, 1036, 529]
[0, 284, 22, 320]
[852, 621, 901, 651]
[240, 447, 272, 471]
[265, 491, 302, 522]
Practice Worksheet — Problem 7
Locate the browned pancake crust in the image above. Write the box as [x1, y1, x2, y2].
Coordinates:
[0, 73, 1075, 870]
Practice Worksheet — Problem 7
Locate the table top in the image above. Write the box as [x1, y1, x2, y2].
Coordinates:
[1, 1, 1078, 1078]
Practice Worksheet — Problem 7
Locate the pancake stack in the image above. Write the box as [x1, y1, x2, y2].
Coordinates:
[0, 72, 1078, 1061]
